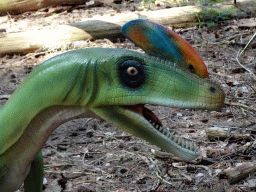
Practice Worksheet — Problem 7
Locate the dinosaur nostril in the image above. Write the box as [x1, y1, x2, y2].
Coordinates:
[210, 87, 216, 93]
[189, 65, 195, 73]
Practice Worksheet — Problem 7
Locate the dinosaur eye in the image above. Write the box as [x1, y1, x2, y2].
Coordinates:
[118, 59, 145, 89]
[127, 67, 138, 75]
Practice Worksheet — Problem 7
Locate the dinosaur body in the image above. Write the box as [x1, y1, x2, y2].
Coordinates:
[0, 20, 224, 192]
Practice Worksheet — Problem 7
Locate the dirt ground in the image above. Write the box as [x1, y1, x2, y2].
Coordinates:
[0, 1, 256, 191]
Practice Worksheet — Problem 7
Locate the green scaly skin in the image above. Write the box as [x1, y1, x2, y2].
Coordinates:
[0, 48, 224, 191]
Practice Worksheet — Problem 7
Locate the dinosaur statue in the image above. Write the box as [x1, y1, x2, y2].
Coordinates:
[0, 19, 225, 191]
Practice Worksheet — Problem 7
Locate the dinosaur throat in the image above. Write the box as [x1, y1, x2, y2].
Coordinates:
[125, 104, 162, 128]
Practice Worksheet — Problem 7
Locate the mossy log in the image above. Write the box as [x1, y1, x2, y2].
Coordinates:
[222, 164, 256, 184]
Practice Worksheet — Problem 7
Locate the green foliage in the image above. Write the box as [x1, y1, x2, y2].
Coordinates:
[0, 3, 4, 9]
[141, 0, 156, 11]
[141, 0, 235, 26]
[196, 0, 225, 6]
[141, 0, 226, 12]
[177, 1, 190, 6]
[195, 7, 236, 27]
[193, 0, 237, 27]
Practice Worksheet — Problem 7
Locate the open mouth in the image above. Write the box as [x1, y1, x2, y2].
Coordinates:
[124, 104, 199, 160]
[126, 104, 163, 127]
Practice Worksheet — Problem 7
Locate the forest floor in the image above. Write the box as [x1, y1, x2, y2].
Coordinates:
[0, 0, 256, 191]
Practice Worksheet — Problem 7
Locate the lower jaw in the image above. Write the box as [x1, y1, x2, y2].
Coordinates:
[123, 104, 199, 161]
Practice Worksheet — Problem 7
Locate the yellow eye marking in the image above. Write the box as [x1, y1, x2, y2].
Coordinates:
[127, 67, 138, 75]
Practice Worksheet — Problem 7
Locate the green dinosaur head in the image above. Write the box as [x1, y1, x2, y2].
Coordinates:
[87, 48, 224, 110]
[0, 48, 224, 164]
[76, 48, 225, 161]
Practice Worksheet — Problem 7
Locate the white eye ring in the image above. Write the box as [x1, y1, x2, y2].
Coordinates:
[127, 67, 138, 75]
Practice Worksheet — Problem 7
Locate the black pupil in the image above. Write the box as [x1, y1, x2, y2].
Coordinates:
[129, 68, 136, 75]
[118, 59, 145, 89]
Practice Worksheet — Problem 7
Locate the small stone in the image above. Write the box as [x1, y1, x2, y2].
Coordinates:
[195, 173, 204, 178]
[177, 112, 182, 117]
[118, 142, 125, 148]
[248, 179, 256, 188]
[10, 73, 17, 78]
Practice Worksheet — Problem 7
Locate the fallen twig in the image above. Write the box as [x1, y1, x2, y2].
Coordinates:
[0, 95, 11, 100]
[236, 31, 256, 80]
[225, 101, 256, 112]
[151, 149, 183, 161]
[238, 31, 256, 56]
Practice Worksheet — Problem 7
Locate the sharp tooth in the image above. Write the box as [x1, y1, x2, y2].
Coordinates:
[178, 138, 183, 146]
[187, 141, 191, 150]
[169, 132, 175, 139]
[173, 135, 178, 143]
[182, 140, 186, 148]
[165, 129, 170, 136]
[189, 142, 193, 151]
[183, 140, 187, 149]
[193, 143, 197, 152]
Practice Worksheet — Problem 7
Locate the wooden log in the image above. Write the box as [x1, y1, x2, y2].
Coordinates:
[0, 0, 89, 15]
[0, 6, 198, 55]
[205, 127, 251, 141]
[0, 0, 254, 55]
[220, 163, 256, 184]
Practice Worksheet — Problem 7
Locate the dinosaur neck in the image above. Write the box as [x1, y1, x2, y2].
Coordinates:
[5, 106, 99, 164]
[0, 56, 96, 155]
[0, 106, 99, 192]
